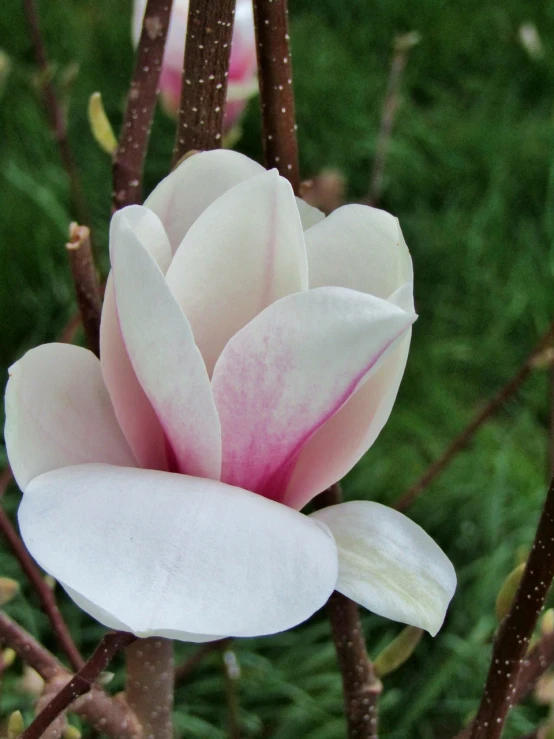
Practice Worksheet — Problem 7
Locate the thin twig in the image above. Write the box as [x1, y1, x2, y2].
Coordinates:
[172, 0, 236, 165]
[222, 646, 241, 739]
[515, 629, 554, 705]
[369, 32, 419, 207]
[313, 484, 381, 739]
[0, 613, 140, 738]
[22, 631, 137, 739]
[464, 474, 554, 739]
[112, 0, 174, 210]
[395, 319, 554, 512]
[253, 0, 300, 193]
[174, 638, 233, 684]
[0, 508, 84, 671]
[66, 223, 102, 357]
[22, 0, 90, 226]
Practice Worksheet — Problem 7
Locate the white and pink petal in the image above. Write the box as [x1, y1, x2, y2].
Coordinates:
[110, 213, 221, 480]
[212, 286, 416, 503]
[166, 170, 308, 374]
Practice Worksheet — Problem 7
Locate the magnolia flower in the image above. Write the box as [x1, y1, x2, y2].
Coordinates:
[132, 0, 258, 126]
[5, 150, 456, 642]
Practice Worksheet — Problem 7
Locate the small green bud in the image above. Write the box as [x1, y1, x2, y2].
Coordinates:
[542, 609, 554, 636]
[2, 648, 16, 668]
[374, 626, 424, 678]
[0, 577, 19, 606]
[495, 563, 526, 622]
[7, 710, 24, 738]
[88, 92, 118, 155]
[63, 726, 82, 739]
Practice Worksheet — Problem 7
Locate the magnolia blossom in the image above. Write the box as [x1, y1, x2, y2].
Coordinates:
[132, 0, 258, 125]
[5, 150, 456, 642]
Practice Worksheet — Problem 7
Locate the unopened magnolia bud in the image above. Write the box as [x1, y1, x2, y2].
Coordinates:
[7, 710, 24, 738]
[374, 626, 424, 677]
[495, 563, 526, 622]
[97, 671, 115, 685]
[63, 726, 82, 739]
[0, 577, 19, 605]
[2, 648, 16, 668]
[542, 609, 554, 636]
[88, 92, 118, 155]
[18, 665, 45, 697]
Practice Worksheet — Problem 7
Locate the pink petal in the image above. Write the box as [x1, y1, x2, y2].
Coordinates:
[5, 344, 135, 491]
[165, 170, 308, 374]
[111, 211, 221, 480]
[144, 150, 264, 252]
[211, 287, 416, 503]
[100, 207, 172, 471]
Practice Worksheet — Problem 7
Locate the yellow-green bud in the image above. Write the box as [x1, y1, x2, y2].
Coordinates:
[495, 563, 526, 622]
[7, 710, 24, 738]
[88, 92, 118, 155]
[374, 626, 424, 678]
[2, 648, 16, 668]
[63, 726, 82, 739]
[0, 577, 19, 606]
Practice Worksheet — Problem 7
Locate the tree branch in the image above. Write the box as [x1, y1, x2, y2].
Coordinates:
[126, 637, 174, 739]
[22, 0, 90, 226]
[253, 0, 300, 193]
[66, 223, 102, 357]
[172, 0, 236, 165]
[0, 508, 84, 671]
[21, 631, 137, 739]
[464, 474, 554, 739]
[314, 484, 381, 738]
[395, 319, 554, 512]
[112, 0, 174, 210]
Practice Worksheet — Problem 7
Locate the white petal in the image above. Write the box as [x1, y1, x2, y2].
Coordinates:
[100, 206, 172, 470]
[144, 150, 265, 252]
[212, 287, 415, 502]
[19, 464, 339, 640]
[296, 197, 325, 230]
[306, 204, 414, 309]
[5, 344, 135, 491]
[110, 212, 221, 479]
[166, 170, 308, 374]
[311, 502, 456, 636]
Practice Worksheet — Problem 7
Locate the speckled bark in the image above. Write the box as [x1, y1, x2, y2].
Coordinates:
[126, 638, 174, 739]
[112, 0, 173, 210]
[172, 0, 235, 164]
[253, 0, 300, 193]
[468, 475, 554, 739]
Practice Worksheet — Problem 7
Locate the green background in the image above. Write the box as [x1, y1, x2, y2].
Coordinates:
[1, 0, 554, 736]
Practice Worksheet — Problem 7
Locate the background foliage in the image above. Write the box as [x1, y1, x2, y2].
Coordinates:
[1, 0, 554, 736]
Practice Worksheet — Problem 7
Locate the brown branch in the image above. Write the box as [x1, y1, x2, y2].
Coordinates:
[0, 508, 84, 671]
[112, 0, 173, 210]
[369, 32, 419, 207]
[515, 630, 554, 705]
[313, 484, 381, 739]
[22, 631, 137, 739]
[395, 319, 554, 512]
[66, 223, 102, 357]
[0, 613, 140, 738]
[174, 638, 233, 684]
[172, 0, 236, 165]
[463, 474, 554, 739]
[126, 638, 174, 739]
[253, 0, 300, 193]
[22, 0, 90, 226]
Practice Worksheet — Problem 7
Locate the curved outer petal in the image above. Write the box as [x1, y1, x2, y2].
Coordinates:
[111, 212, 221, 480]
[144, 150, 264, 251]
[4, 344, 135, 491]
[100, 207, 172, 471]
[19, 464, 339, 640]
[285, 207, 415, 508]
[306, 204, 413, 305]
[311, 502, 456, 636]
[166, 170, 308, 374]
[212, 287, 416, 502]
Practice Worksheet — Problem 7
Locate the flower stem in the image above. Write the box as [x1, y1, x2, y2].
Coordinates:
[126, 637, 174, 739]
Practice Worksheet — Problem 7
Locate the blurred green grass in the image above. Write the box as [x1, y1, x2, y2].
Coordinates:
[1, 0, 554, 736]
